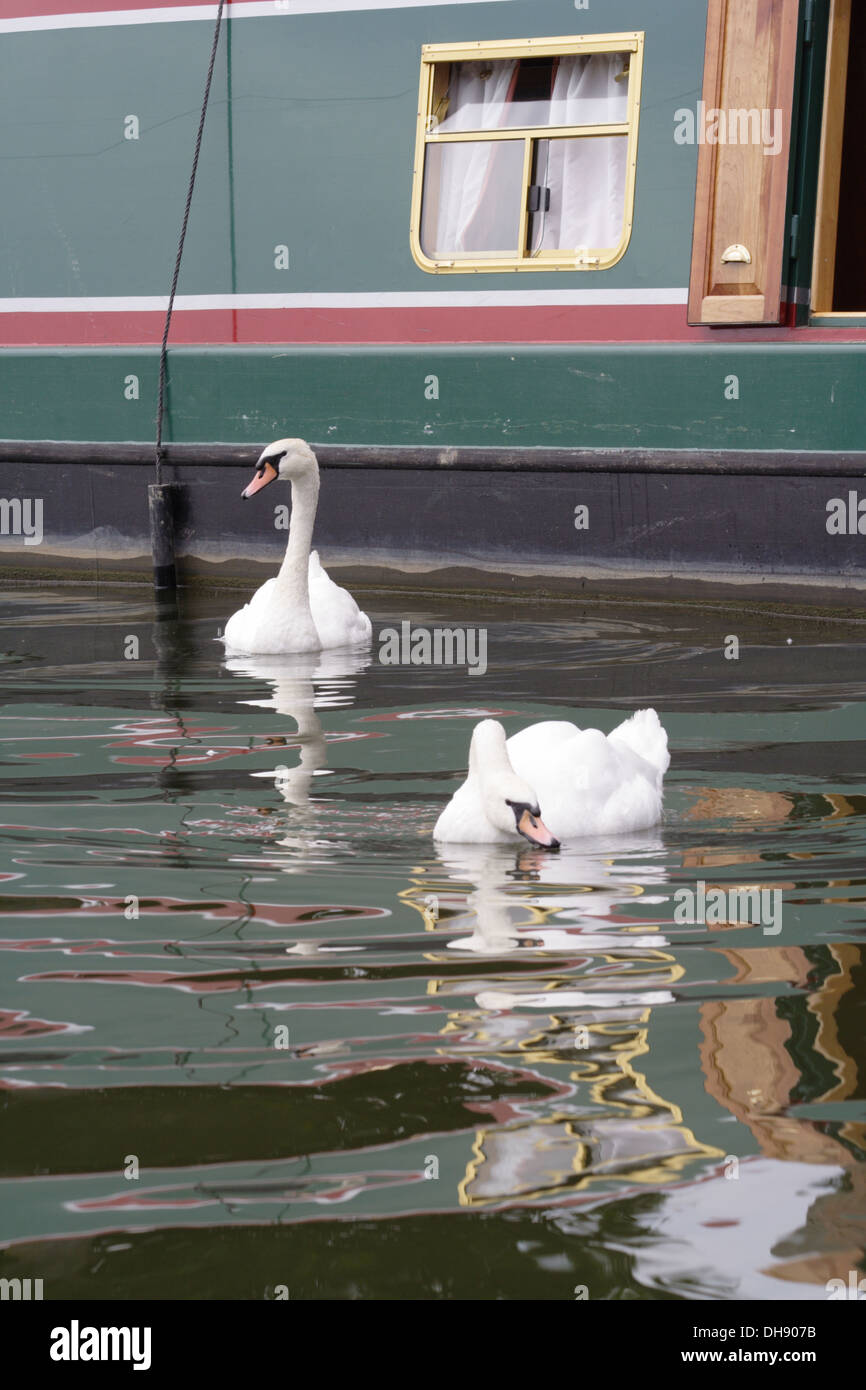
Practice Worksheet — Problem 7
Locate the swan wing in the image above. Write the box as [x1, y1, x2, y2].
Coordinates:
[223, 577, 280, 650]
[307, 551, 372, 648]
[509, 720, 666, 838]
[224, 575, 324, 654]
[505, 720, 579, 768]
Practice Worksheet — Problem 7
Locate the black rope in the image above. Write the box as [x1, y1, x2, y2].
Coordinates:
[155, 0, 226, 482]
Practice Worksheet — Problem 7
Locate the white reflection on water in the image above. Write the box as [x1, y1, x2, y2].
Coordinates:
[627, 1157, 848, 1301]
[434, 837, 670, 957]
[224, 647, 371, 860]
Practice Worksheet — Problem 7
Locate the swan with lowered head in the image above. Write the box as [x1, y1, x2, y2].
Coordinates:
[434, 718, 561, 850]
[434, 709, 669, 845]
[223, 439, 372, 655]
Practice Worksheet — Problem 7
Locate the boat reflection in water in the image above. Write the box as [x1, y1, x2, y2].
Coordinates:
[404, 839, 720, 1208]
[400, 793, 866, 1297]
[628, 935, 866, 1300]
[679, 786, 866, 1292]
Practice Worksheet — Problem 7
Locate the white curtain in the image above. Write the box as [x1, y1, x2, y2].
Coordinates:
[424, 60, 518, 256]
[422, 54, 629, 260]
[535, 54, 628, 253]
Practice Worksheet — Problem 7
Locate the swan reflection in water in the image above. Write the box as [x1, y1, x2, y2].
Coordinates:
[423, 836, 675, 1009]
[223, 646, 369, 875]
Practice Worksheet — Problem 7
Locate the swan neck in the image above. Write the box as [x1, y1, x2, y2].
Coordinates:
[469, 725, 512, 788]
[277, 472, 319, 595]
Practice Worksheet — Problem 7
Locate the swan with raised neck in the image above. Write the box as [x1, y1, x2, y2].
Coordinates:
[223, 438, 371, 655]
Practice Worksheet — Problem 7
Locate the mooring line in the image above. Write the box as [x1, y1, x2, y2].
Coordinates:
[151, 0, 226, 591]
[154, 0, 227, 482]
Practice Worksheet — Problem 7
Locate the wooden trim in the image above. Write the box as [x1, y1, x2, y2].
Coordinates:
[812, 0, 852, 313]
[688, 0, 800, 326]
[688, 1, 727, 322]
[427, 124, 631, 141]
[421, 34, 641, 61]
[517, 136, 532, 258]
[699, 293, 766, 324]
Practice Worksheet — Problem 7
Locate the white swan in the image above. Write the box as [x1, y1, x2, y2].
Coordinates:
[434, 710, 669, 845]
[223, 438, 372, 655]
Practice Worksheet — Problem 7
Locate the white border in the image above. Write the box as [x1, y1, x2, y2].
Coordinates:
[3, 0, 515, 36]
[0, 290, 689, 313]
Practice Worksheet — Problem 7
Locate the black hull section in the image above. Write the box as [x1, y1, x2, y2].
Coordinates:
[1, 443, 864, 606]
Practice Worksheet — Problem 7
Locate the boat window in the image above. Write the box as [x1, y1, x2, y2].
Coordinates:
[410, 34, 643, 274]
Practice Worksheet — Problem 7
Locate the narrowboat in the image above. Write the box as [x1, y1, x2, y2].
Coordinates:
[1, 0, 864, 601]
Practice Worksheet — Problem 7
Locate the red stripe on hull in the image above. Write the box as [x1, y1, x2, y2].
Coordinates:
[6, 0, 215, 16]
[3, 304, 866, 346]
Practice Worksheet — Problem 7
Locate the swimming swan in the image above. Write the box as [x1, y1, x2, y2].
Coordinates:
[434, 710, 669, 846]
[223, 438, 372, 655]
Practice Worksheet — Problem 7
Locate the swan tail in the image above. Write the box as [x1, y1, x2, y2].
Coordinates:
[609, 708, 670, 779]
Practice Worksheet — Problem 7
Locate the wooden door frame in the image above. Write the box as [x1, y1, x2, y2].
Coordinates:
[811, 0, 851, 314]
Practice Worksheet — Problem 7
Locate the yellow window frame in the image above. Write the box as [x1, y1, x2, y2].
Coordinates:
[410, 31, 645, 275]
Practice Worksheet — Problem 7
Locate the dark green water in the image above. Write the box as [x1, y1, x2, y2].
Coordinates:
[0, 586, 864, 1300]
